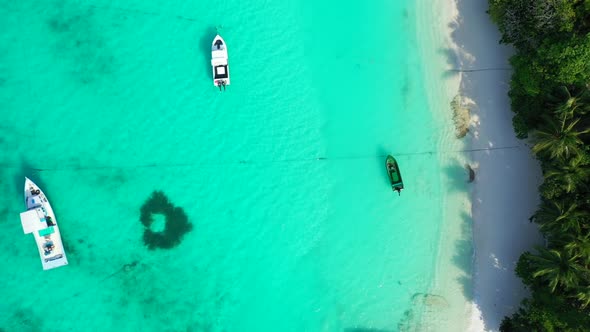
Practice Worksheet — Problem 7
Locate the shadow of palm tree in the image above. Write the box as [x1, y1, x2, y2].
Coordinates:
[442, 162, 472, 193]
[438, 47, 461, 79]
[453, 211, 475, 300]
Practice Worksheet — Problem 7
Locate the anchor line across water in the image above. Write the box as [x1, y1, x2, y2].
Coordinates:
[448, 67, 512, 73]
[56, 260, 149, 302]
[1, 145, 522, 172]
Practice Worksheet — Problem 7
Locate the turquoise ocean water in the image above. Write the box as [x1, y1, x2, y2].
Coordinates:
[0, 0, 462, 331]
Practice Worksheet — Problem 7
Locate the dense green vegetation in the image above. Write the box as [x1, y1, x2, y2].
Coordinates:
[488, 0, 590, 330]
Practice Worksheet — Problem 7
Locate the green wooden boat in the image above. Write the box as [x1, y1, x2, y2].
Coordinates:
[385, 155, 404, 195]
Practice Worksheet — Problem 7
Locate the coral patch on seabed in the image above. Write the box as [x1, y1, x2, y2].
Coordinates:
[46, 4, 115, 84]
[451, 94, 473, 139]
[140, 191, 192, 250]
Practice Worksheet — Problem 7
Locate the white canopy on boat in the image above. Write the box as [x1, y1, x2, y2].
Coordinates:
[212, 49, 226, 58]
[20, 208, 47, 234]
[211, 58, 227, 66]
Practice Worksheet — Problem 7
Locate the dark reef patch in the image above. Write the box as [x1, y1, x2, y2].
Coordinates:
[92, 169, 128, 192]
[4, 308, 43, 332]
[46, 4, 115, 84]
[140, 191, 192, 249]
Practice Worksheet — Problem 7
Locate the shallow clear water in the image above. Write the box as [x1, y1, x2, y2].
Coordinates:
[0, 0, 464, 330]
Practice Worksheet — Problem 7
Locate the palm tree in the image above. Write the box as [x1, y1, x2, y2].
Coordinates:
[548, 86, 590, 120]
[534, 200, 588, 235]
[564, 233, 590, 262]
[528, 246, 584, 292]
[532, 116, 590, 159]
[544, 155, 590, 194]
[574, 285, 590, 308]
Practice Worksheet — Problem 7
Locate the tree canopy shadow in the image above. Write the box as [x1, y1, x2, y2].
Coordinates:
[442, 162, 472, 193]
[454, 211, 475, 300]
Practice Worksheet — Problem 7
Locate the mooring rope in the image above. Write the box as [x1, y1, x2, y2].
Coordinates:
[0, 145, 522, 172]
[57, 259, 144, 302]
[449, 67, 512, 73]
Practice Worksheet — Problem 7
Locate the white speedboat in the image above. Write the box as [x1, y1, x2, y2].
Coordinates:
[211, 34, 230, 91]
[20, 177, 68, 270]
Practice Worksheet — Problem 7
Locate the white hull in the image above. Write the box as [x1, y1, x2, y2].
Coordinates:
[20, 177, 68, 270]
[211, 34, 230, 89]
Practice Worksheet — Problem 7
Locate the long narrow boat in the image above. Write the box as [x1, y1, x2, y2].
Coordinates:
[20, 177, 68, 270]
[211, 34, 230, 91]
[385, 155, 404, 195]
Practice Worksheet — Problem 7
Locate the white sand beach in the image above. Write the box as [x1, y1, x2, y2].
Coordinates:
[447, 0, 545, 330]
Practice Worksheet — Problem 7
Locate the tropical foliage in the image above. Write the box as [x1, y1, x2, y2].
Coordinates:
[488, 0, 590, 330]
[532, 116, 589, 160]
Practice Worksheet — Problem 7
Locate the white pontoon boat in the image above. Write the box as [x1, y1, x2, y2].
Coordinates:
[20, 177, 68, 270]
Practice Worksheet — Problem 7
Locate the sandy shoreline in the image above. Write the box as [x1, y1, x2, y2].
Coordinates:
[448, 0, 545, 330]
